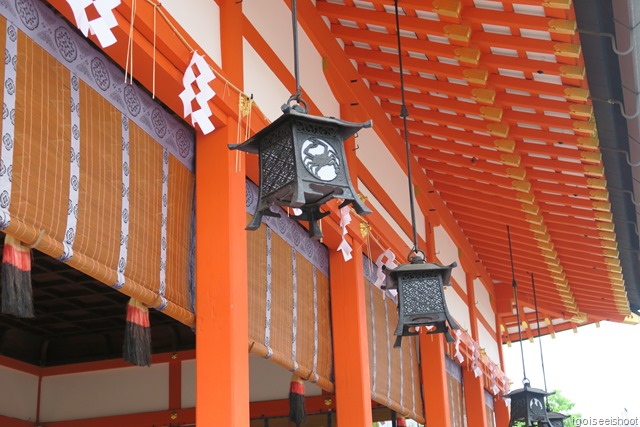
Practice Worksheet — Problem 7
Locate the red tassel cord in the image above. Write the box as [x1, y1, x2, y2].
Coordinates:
[289, 374, 306, 425]
[1, 234, 34, 318]
[123, 298, 152, 367]
[397, 417, 407, 427]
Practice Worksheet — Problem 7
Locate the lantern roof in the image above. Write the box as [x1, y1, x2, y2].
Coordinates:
[229, 108, 372, 154]
[386, 261, 456, 288]
[503, 383, 553, 399]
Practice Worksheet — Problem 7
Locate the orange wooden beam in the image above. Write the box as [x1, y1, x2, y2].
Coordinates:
[332, 25, 475, 63]
[0, 416, 34, 427]
[45, 408, 196, 427]
[317, 1, 469, 45]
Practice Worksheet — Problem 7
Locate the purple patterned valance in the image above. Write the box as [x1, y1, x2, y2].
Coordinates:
[246, 180, 329, 276]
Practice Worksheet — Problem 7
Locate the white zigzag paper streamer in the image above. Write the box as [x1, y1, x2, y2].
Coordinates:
[337, 206, 352, 261]
[66, 0, 121, 48]
[454, 329, 465, 363]
[179, 52, 216, 135]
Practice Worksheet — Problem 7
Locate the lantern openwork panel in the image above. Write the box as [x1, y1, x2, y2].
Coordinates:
[504, 384, 553, 427]
[229, 109, 372, 237]
[385, 261, 459, 347]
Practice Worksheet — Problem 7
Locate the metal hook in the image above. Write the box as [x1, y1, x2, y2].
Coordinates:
[591, 96, 640, 119]
[609, 186, 640, 206]
[577, 28, 634, 56]
[600, 147, 640, 167]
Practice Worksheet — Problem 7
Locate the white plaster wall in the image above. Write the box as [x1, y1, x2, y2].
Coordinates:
[0, 366, 38, 422]
[40, 365, 169, 422]
[243, 0, 340, 118]
[478, 321, 500, 365]
[434, 225, 466, 292]
[444, 288, 471, 332]
[181, 359, 195, 408]
[243, 39, 291, 122]
[474, 278, 496, 332]
[357, 131, 427, 241]
[182, 356, 324, 407]
[358, 180, 413, 250]
[249, 355, 323, 402]
[161, 0, 221, 66]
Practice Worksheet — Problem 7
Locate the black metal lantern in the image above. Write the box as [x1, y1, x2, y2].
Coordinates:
[503, 382, 552, 427]
[228, 0, 371, 238]
[384, 258, 459, 347]
[540, 411, 570, 427]
[229, 107, 372, 238]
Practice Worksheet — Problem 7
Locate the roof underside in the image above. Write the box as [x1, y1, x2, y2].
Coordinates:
[314, 0, 639, 337]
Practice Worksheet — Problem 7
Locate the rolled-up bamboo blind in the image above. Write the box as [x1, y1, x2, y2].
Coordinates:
[247, 213, 334, 392]
[0, 2, 196, 326]
[364, 257, 425, 422]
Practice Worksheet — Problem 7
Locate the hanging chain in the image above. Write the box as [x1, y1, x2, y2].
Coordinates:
[393, 0, 423, 263]
[286, 0, 309, 113]
[507, 225, 529, 385]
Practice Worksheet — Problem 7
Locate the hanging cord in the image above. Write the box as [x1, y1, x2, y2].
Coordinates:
[530, 273, 548, 394]
[393, 0, 423, 263]
[507, 225, 529, 385]
[124, 0, 137, 84]
[152, 1, 157, 98]
[285, 0, 308, 113]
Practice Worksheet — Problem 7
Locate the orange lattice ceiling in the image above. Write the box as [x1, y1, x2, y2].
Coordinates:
[315, 0, 631, 331]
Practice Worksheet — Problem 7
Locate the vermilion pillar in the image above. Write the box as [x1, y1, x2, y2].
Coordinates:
[195, 120, 249, 425]
[464, 368, 488, 427]
[196, 1, 247, 425]
[420, 333, 453, 427]
[420, 219, 453, 427]
[465, 271, 488, 427]
[494, 321, 511, 426]
[329, 249, 373, 426]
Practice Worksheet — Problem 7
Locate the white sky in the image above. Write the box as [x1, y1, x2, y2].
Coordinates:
[503, 321, 640, 419]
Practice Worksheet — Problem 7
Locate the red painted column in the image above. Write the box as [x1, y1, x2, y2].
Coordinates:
[420, 219, 452, 427]
[420, 333, 453, 427]
[464, 368, 488, 427]
[195, 119, 249, 425]
[329, 249, 373, 426]
[195, 1, 247, 425]
[465, 271, 488, 427]
[494, 325, 511, 427]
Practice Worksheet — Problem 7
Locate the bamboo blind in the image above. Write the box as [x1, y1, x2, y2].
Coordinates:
[0, 18, 195, 325]
[447, 357, 467, 427]
[247, 216, 334, 392]
[485, 390, 497, 427]
[364, 275, 425, 423]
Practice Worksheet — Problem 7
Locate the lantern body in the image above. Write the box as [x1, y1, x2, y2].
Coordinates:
[503, 384, 552, 427]
[385, 261, 459, 347]
[229, 109, 372, 238]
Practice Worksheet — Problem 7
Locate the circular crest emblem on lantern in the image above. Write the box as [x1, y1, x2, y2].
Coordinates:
[529, 398, 544, 412]
[300, 137, 340, 181]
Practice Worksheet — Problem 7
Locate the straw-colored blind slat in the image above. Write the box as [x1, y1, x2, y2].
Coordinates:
[248, 218, 333, 392]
